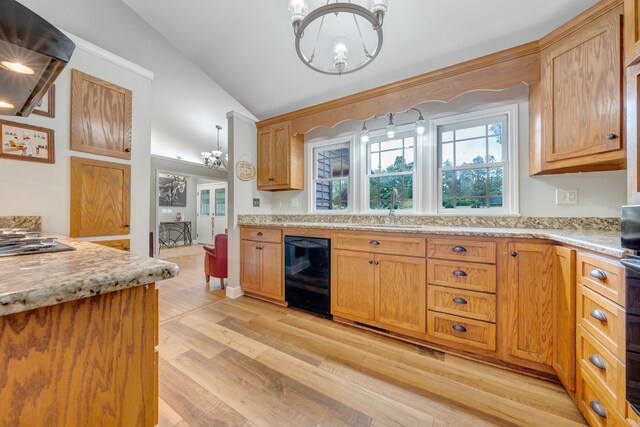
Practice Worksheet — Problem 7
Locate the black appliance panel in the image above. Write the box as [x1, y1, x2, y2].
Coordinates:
[284, 236, 330, 317]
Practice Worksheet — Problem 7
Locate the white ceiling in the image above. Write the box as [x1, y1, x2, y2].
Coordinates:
[123, 0, 600, 120]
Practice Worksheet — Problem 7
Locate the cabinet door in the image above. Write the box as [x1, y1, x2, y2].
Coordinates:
[553, 246, 576, 392]
[626, 0, 640, 66]
[70, 70, 132, 159]
[543, 8, 622, 163]
[257, 128, 273, 187]
[91, 239, 131, 251]
[506, 242, 554, 365]
[375, 254, 426, 334]
[259, 242, 283, 300]
[240, 240, 261, 293]
[70, 157, 130, 237]
[331, 249, 375, 321]
[271, 123, 290, 186]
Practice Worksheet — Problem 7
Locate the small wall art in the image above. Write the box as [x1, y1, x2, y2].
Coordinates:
[0, 120, 55, 164]
[159, 173, 188, 207]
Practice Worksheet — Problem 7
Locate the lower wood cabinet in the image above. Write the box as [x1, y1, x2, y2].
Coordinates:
[331, 249, 426, 335]
[240, 239, 283, 301]
[91, 239, 131, 251]
[553, 246, 577, 392]
[505, 242, 554, 367]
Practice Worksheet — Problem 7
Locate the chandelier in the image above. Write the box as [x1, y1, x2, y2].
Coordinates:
[360, 108, 426, 143]
[288, 0, 389, 75]
[201, 125, 228, 169]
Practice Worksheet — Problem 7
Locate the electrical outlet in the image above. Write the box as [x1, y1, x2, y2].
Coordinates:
[556, 189, 578, 205]
[275, 199, 283, 208]
[253, 198, 260, 207]
[290, 198, 298, 208]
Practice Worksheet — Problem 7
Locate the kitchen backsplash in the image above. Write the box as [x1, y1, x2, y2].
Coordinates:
[0, 216, 42, 231]
[238, 214, 620, 231]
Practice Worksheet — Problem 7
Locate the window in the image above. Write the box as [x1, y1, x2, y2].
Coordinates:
[199, 188, 210, 216]
[367, 134, 415, 210]
[214, 188, 225, 216]
[437, 114, 509, 211]
[313, 142, 350, 211]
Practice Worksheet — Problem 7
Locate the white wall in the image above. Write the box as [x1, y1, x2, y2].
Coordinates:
[263, 85, 626, 217]
[20, 0, 257, 164]
[0, 44, 153, 255]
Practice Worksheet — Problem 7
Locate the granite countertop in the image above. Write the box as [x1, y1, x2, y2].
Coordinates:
[239, 221, 627, 258]
[0, 237, 179, 317]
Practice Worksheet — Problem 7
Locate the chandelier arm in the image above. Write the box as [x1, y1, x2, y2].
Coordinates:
[309, 1, 330, 64]
[349, 1, 372, 58]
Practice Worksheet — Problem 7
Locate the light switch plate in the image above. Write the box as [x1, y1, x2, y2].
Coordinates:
[556, 189, 578, 205]
[290, 198, 299, 208]
[253, 198, 260, 207]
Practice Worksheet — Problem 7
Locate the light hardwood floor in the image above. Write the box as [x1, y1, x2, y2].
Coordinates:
[157, 250, 587, 427]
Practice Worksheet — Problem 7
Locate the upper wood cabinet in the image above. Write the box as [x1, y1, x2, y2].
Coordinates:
[70, 157, 131, 237]
[626, 0, 640, 65]
[257, 121, 304, 191]
[553, 246, 577, 393]
[505, 242, 554, 367]
[530, 4, 626, 175]
[71, 70, 133, 160]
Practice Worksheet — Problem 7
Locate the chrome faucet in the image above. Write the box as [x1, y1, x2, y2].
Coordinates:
[389, 188, 399, 225]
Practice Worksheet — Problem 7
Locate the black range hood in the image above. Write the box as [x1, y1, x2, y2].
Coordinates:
[0, 0, 75, 116]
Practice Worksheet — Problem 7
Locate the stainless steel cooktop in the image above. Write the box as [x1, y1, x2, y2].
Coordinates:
[0, 229, 76, 257]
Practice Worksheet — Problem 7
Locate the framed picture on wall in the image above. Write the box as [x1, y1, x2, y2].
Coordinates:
[32, 85, 55, 118]
[159, 174, 188, 207]
[0, 120, 55, 164]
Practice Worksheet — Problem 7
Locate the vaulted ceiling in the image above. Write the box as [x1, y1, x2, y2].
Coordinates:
[123, 0, 600, 120]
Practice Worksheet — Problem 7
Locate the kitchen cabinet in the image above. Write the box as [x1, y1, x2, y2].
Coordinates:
[505, 242, 554, 367]
[331, 249, 426, 335]
[627, 63, 640, 204]
[626, 0, 640, 65]
[553, 246, 576, 393]
[70, 70, 132, 160]
[70, 157, 131, 237]
[530, 4, 625, 175]
[257, 121, 304, 191]
[91, 239, 131, 251]
[240, 239, 284, 301]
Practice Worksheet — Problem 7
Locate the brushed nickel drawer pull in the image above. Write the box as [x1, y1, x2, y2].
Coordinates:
[452, 246, 467, 253]
[370, 240, 380, 246]
[257, 232, 264, 236]
[588, 354, 606, 371]
[452, 269, 467, 277]
[590, 309, 608, 323]
[606, 133, 617, 140]
[452, 297, 468, 305]
[452, 324, 467, 332]
[589, 268, 607, 280]
[589, 400, 607, 419]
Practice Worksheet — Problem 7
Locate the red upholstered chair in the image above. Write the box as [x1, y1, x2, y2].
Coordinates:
[204, 234, 228, 289]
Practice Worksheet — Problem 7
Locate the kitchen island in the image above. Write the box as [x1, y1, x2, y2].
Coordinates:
[0, 237, 178, 427]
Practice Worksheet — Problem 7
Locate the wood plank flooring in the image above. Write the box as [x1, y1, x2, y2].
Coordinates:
[157, 250, 587, 427]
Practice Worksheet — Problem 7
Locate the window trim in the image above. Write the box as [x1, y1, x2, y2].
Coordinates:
[430, 105, 519, 215]
[306, 136, 355, 214]
[363, 124, 419, 213]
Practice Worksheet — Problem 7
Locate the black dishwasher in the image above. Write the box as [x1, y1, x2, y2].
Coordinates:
[284, 236, 331, 317]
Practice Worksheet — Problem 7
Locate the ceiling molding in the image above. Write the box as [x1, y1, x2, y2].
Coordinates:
[61, 29, 155, 81]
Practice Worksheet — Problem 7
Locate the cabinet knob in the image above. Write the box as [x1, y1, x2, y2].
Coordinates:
[589, 309, 608, 323]
[511, 251, 518, 257]
[588, 354, 606, 371]
[589, 268, 607, 280]
[589, 400, 607, 419]
[257, 232, 264, 237]
[370, 240, 380, 246]
[452, 324, 467, 332]
[606, 133, 617, 140]
[374, 260, 380, 265]
[125, 147, 131, 153]
[452, 297, 468, 305]
[268, 178, 275, 182]
[369, 260, 374, 264]
[452, 246, 466, 253]
[451, 269, 467, 277]
[124, 224, 130, 228]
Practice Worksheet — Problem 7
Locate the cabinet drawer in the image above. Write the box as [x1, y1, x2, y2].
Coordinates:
[427, 285, 496, 322]
[333, 232, 426, 257]
[427, 311, 496, 351]
[577, 252, 624, 306]
[427, 260, 496, 293]
[241, 228, 282, 243]
[577, 285, 625, 361]
[577, 325, 625, 415]
[577, 367, 625, 427]
[427, 238, 496, 264]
